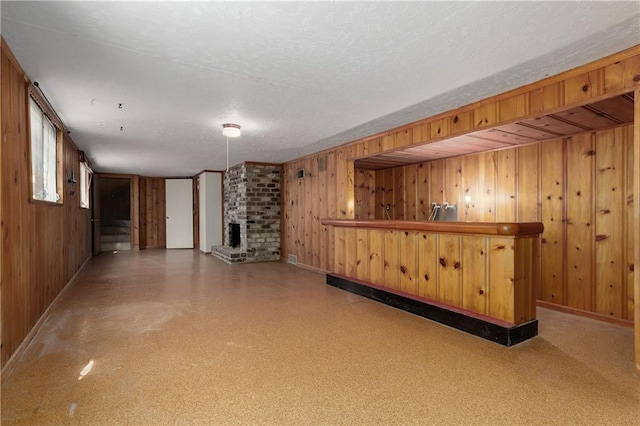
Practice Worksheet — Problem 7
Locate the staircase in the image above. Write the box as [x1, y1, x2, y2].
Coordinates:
[101, 219, 131, 251]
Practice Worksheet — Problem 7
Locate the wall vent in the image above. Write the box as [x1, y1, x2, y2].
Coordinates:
[288, 254, 298, 265]
[317, 156, 327, 172]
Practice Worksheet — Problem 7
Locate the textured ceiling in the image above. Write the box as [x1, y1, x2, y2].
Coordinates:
[2, 1, 639, 176]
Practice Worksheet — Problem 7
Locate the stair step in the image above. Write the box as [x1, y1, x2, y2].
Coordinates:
[110, 219, 131, 227]
[101, 226, 131, 235]
[101, 241, 131, 251]
[101, 234, 131, 243]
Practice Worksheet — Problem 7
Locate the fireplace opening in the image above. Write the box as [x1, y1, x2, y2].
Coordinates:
[230, 223, 241, 248]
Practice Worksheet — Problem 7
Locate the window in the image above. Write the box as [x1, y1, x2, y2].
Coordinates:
[30, 97, 60, 203]
[79, 161, 93, 209]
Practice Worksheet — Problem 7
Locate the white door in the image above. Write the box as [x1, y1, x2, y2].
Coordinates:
[166, 179, 194, 249]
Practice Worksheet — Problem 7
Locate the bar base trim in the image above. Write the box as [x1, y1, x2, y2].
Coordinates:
[326, 273, 537, 347]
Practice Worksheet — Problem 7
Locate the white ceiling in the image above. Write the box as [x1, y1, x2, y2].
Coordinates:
[2, 1, 639, 177]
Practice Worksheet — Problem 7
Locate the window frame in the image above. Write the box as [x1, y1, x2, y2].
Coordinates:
[79, 160, 93, 209]
[28, 87, 64, 205]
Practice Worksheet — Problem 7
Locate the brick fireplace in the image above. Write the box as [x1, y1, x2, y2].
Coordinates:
[212, 162, 281, 264]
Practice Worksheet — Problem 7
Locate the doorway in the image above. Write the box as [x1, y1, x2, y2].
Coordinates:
[99, 177, 132, 251]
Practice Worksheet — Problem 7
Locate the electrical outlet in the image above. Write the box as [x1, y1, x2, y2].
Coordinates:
[385, 204, 391, 211]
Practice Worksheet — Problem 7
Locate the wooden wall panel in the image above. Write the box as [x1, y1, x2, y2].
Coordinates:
[364, 137, 382, 156]
[350, 229, 371, 281]
[416, 162, 431, 220]
[319, 156, 329, 270]
[326, 151, 337, 272]
[383, 168, 395, 219]
[344, 227, 357, 277]
[354, 168, 375, 219]
[382, 133, 395, 152]
[443, 156, 462, 209]
[393, 165, 405, 220]
[383, 231, 399, 290]
[336, 149, 348, 219]
[451, 111, 473, 135]
[529, 83, 563, 115]
[473, 103, 498, 129]
[462, 154, 480, 222]
[429, 160, 445, 206]
[566, 134, 595, 311]
[540, 139, 565, 304]
[374, 169, 396, 219]
[462, 237, 487, 314]
[496, 150, 517, 222]
[438, 235, 461, 307]
[139, 177, 166, 249]
[295, 168, 304, 262]
[517, 143, 541, 222]
[368, 230, 384, 286]
[514, 237, 537, 323]
[417, 233, 438, 300]
[395, 129, 412, 149]
[626, 126, 635, 320]
[412, 123, 430, 145]
[304, 158, 313, 264]
[374, 168, 385, 220]
[399, 231, 418, 294]
[405, 165, 418, 220]
[430, 118, 450, 140]
[282, 165, 292, 260]
[488, 238, 516, 323]
[311, 159, 320, 267]
[2, 46, 91, 368]
[346, 149, 355, 219]
[477, 152, 497, 222]
[499, 93, 529, 123]
[334, 227, 346, 275]
[634, 87, 640, 371]
[594, 128, 625, 317]
[564, 70, 604, 105]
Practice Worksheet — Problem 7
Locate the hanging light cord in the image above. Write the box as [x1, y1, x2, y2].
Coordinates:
[226, 136, 229, 172]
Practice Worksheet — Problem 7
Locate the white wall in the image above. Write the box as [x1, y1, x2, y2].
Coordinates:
[199, 172, 223, 252]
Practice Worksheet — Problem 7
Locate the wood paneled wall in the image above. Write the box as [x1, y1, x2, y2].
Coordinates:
[283, 47, 639, 322]
[370, 146, 541, 224]
[362, 125, 634, 321]
[1, 43, 92, 368]
[139, 177, 166, 249]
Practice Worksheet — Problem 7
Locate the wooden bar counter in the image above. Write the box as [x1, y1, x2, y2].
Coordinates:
[321, 219, 544, 345]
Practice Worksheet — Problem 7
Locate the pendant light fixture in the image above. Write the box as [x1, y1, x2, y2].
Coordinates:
[222, 123, 241, 172]
[222, 123, 241, 138]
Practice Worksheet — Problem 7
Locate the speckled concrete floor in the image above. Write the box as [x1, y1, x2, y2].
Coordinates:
[2, 250, 639, 425]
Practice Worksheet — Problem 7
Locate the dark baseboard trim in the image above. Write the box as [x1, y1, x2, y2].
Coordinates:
[326, 274, 537, 347]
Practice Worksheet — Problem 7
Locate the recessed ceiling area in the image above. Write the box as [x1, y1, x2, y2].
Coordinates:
[355, 93, 635, 170]
[1, 2, 639, 176]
